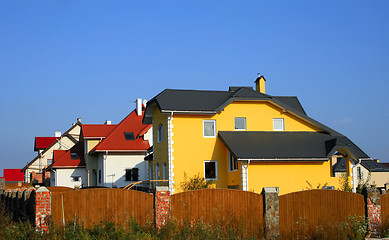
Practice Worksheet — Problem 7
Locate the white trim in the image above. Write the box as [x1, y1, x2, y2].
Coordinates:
[167, 113, 175, 193]
[273, 118, 285, 131]
[241, 162, 248, 191]
[204, 160, 218, 180]
[238, 158, 328, 161]
[234, 117, 246, 131]
[203, 120, 216, 138]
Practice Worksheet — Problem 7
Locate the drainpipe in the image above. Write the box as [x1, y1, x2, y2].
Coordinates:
[104, 151, 108, 187]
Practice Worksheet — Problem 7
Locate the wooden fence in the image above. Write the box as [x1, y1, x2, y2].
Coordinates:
[279, 189, 365, 236]
[381, 193, 389, 227]
[51, 188, 154, 227]
[171, 188, 263, 236]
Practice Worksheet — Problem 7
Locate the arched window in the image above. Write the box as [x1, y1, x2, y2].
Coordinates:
[157, 124, 164, 142]
[163, 162, 167, 180]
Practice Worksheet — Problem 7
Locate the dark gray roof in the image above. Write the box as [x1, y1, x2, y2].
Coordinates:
[218, 131, 357, 160]
[333, 158, 389, 172]
[273, 96, 307, 115]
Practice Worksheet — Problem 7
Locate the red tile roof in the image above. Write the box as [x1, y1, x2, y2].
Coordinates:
[3, 169, 24, 181]
[81, 124, 117, 139]
[50, 142, 86, 169]
[91, 109, 151, 152]
[34, 137, 58, 151]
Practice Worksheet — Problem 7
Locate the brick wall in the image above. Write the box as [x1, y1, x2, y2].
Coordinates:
[155, 186, 170, 229]
[35, 187, 51, 232]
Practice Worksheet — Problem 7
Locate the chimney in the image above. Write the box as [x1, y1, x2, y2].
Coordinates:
[105, 120, 112, 125]
[55, 131, 61, 137]
[136, 98, 142, 116]
[254, 73, 266, 94]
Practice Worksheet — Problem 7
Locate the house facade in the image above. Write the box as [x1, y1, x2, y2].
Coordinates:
[143, 75, 371, 195]
[22, 121, 81, 184]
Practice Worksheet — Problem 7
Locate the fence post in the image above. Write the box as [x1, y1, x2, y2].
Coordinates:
[155, 186, 170, 230]
[262, 187, 280, 239]
[364, 187, 381, 236]
[35, 186, 51, 232]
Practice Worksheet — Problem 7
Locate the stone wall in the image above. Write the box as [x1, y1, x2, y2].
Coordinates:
[155, 186, 170, 230]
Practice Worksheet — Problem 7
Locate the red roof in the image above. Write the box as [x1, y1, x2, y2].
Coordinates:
[3, 169, 24, 181]
[81, 124, 117, 139]
[34, 137, 58, 151]
[51, 142, 86, 169]
[91, 109, 151, 152]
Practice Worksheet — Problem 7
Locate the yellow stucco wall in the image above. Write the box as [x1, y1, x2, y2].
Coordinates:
[151, 108, 168, 181]
[152, 100, 346, 194]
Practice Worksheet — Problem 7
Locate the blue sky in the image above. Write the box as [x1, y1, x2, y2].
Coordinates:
[0, 1, 388, 176]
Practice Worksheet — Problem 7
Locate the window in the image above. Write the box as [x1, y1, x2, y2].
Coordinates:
[235, 117, 246, 130]
[273, 118, 285, 131]
[47, 159, 52, 165]
[70, 152, 78, 159]
[157, 124, 164, 142]
[98, 170, 102, 183]
[163, 163, 167, 180]
[125, 168, 139, 181]
[124, 132, 135, 140]
[72, 176, 80, 182]
[204, 161, 218, 180]
[149, 166, 153, 180]
[357, 167, 361, 180]
[203, 120, 216, 137]
[228, 152, 238, 171]
[156, 163, 160, 180]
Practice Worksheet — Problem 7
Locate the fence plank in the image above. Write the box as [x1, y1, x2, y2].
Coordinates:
[51, 189, 153, 227]
[279, 189, 365, 237]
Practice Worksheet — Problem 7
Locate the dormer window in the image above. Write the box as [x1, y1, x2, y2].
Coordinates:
[70, 153, 78, 159]
[157, 124, 164, 143]
[124, 132, 135, 140]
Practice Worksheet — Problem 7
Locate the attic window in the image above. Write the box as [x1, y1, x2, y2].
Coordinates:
[124, 132, 135, 140]
[70, 153, 78, 159]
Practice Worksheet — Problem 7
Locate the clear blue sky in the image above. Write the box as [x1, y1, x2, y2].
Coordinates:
[0, 1, 388, 176]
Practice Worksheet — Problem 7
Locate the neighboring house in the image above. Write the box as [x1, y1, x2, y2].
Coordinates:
[3, 169, 24, 182]
[333, 157, 389, 188]
[143, 75, 371, 195]
[22, 120, 81, 184]
[80, 99, 152, 188]
[47, 141, 87, 188]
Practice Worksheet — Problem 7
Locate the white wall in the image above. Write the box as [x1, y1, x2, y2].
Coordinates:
[96, 153, 148, 188]
[51, 168, 88, 188]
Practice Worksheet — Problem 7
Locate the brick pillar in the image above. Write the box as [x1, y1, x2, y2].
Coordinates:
[155, 186, 170, 230]
[364, 188, 381, 236]
[0, 178, 4, 189]
[35, 186, 51, 232]
[262, 187, 280, 240]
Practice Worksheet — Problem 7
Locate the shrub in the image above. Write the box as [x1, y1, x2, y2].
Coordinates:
[180, 173, 212, 191]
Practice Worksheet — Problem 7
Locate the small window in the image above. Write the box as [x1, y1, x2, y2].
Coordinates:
[357, 167, 361, 180]
[204, 160, 218, 180]
[98, 170, 102, 183]
[70, 153, 78, 159]
[157, 124, 164, 142]
[47, 159, 52, 165]
[125, 168, 139, 181]
[149, 166, 153, 180]
[203, 120, 216, 137]
[235, 117, 246, 130]
[228, 152, 238, 171]
[156, 163, 160, 180]
[163, 162, 167, 180]
[124, 132, 135, 140]
[273, 118, 285, 131]
[72, 176, 80, 182]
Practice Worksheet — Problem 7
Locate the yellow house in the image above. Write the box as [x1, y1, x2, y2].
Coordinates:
[143, 75, 371, 195]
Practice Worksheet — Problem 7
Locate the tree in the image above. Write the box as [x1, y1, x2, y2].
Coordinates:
[180, 173, 212, 191]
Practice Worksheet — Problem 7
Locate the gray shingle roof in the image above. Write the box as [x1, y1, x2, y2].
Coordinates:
[333, 158, 389, 172]
[218, 131, 363, 160]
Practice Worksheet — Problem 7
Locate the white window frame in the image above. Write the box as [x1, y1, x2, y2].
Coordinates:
[273, 118, 285, 131]
[234, 117, 246, 130]
[203, 120, 216, 138]
[228, 151, 238, 172]
[204, 160, 218, 180]
[157, 124, 164, 143]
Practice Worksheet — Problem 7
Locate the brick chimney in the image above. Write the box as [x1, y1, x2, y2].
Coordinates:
[255, 73, 266, 94]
